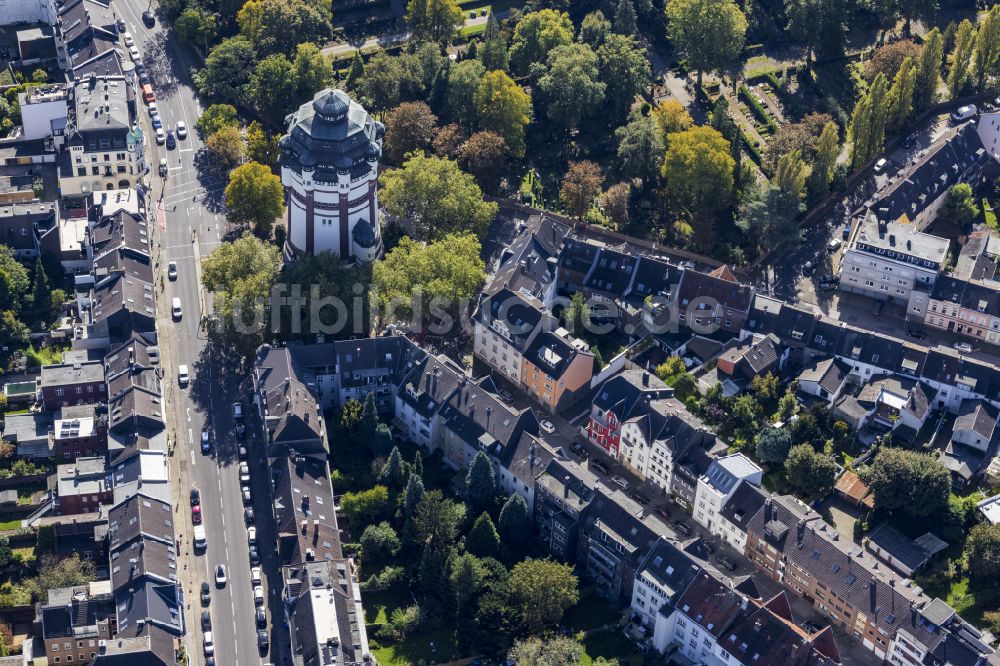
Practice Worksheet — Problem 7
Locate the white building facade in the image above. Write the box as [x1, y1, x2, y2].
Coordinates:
[279, 88, 384, 262]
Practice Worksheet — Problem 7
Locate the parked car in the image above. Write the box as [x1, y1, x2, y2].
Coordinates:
[802, 261, 815, 276]
[873, 158, 888, 173]
[906, 329, 927, 340]
[610, 474, 629, 490]
[673, 520, 692, 535]
[590, 460, 609, 475]
[167, 261, 177, 280]
[238, 445, 247, 460]
[703, 540, 716, 554]
[215, 565, 226, 587]
[842, 224, 851, 240]
[628, 491, 649, 505]
[190, 487, 200, 505]
[954, 341, 973, 353]
[802, 621, 824, 634]
[200, 581, 211, 604]
[245, 507, 255, 524]
[715, 554, 737, 571]
[257, 629, 269, 651]
[142, 10, 155, 25]
[539, 420, 556, 434]
[239, 461, 250, 483]
[818, 274, 839, 285]
[499, 389, 514, 401]
[155, 127, 164, 144]
[176, 121, 187, 138]
[251, 567, 262, 586]
[253, 586, 264, 605]
[242, 487, 252, 504]
[128, 45, 140, 60]
[178, 364, 189, 386]
[158, 157, 168, 177]
[249, 544, 260, 565]
[654, 506, 671, 520]
[203, 632, 214, 656]
[191, 504, 202, 524]
[233, 402, 244, 420]
[247, 526, 256, 545]
[570, 442, 587, 457]
[827, 238, 842, 253]
[256, 607, 266, 627]
[951, 104, 977, 123]
[201, 610, 211, 631]
[201, 430, 211, 453]
[123, 32, 134, 47]
[151, 114, 162, 130]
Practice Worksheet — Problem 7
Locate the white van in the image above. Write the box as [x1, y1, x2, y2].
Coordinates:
[951, 105, 977, 123]
[178, 364, 189, 386]
[171, 297, 182, 320]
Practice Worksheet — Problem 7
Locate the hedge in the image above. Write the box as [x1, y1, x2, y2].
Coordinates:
[738, 84, 779, 134]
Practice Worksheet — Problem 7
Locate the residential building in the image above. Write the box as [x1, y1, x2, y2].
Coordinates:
[925, 274, 1000, 347]
[856, 375, 934, 437]
[394, 353, 463, 450]
[716, 480, 768, 552]
[693, 453, 762, 535]
[534, 459, 596, 563]
[833, 470, 874, 509]
[485, 213, 570, 304]
[715, 333, 784, 385]
[279, 88, 384, 261]
[38, 581, 114, 665]
[55, 455, 110, 515]
[56, 0, 128, 79]
[0, 136, 58, 206]
[39, 360, 105, 410]
[473, 287, 551, 385]
[952, 398, 998, 452]
[61, 75, 145, 199]
[840, 212, 949, 305]
[588, 370, 672, 457]
[110, 449, 170, 504]
[520, 328, 594, 413]
[2, 411, 55, 458]
[52, 404, 108, 461]
[105, 333, 163, 436]
[283, 559, 373, 666]
[0, 0, 57, 25]
[18, 85, 69, 145]
[630, 537, 700, 631]
[254, 345, 327, 458]
[796, 357, 851, 403]
[674, 265, 754, 337]
[0, 201, 60, 259]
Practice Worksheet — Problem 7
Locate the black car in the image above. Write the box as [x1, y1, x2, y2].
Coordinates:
[703, 540, 716, 554]
[256, 608, 266, 627]
[570, 442, 587, 457]
[200, 582, 211, 604]
[201, 610, 211, 631]
[244, 507, 255, 524]
[139, 71, 150, 85]
[902, 134, 915, 149]
[673, 520, 693, 535]
[715, 554, 737, 571]
[590, 460, 609, 475]
[257, 630, 269, 651]
[249, 545, 260, 565]
[628, 491, 650, 505]
[907, 329, 928, 340]
[190, 487, 200, 505]
[142, 10, 155, 26]
[165, 130, 176, 149]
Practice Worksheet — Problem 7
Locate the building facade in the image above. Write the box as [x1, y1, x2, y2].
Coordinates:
[279, 88, 384, 262]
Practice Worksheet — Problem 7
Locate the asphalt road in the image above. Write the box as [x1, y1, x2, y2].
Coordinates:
[115, 4, 284, 664]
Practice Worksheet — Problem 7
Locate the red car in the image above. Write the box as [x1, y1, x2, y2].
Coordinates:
[192, 504, 202, 524]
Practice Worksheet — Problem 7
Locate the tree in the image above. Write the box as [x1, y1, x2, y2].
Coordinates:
[379, 154, 497, 240]
[942, 183, 978, 227]
[248, 54, 297, 125]
[755, 427, 793, 464]
[372, 423, 394, 457]
[561, 291, 591, 335]
[480, 13, 509, 71]
[508, 559, 579, 633]
[433, 123, 467, 158]
[372, 234, 486, 327]
[246, 121, 280, 169]
[356, 53, 404, 112]
[967, 523, 1000, 581]
[360, 521, 400, 563]
[466, 512, 502, 558]
[763, 112, 832, 171]
[345, 51, 365, 92]
[973, 5, 1000, 93]
[784, 444, 838, 499]
[466, 451, 497, 509]
[205, 125, 245, 170]
[596, 34, 651, 120]
[508, 9, 574, 74]
[340, 486, 391, 527]
[196, 104, 239, 138]
[384, 102, 438, 164]
[197, 37, 256, 105]
[614, 0, 638, 35]
[665, 0, 747, 87]
[898, 0, 937, 36]
[30, 555, 95, 599]
[293, 42, 333, 100]
[561, 160, 603, 218]
[864, 40, 919, 81]
[509, 637, 582, 666]
[407, 0, 464, 43]
[31, 260, 49, 312]
[774, 387, 798, 423]
[865, 447, 950, 518]
[273, 251, 370, 339]
[224, 162, 284, 235]
[445, 60, 485, 129]
[785, 0, 846, 65]
[458, 131, 509, 192]
[236, 0, 331, 57]
[913, 28, 944, 112]
[414, 490, 466, 547]
[580, 10, 612, 45]
[200, 234, 281, 355]
[403, 472, 426, 519]
[774, 149, 808, 200]
[946, 20, 976, 97]
[807, 121, 839, 201]
[379, 447, 409, 490]
[538, 43, 605, 132]
[600, 182, 631, 228]
[652, 99, 693, 135]
[0, 535, 11, 568]
[475, 70, 532, 157]
[848, 73, 889, 169]
[885, 56, 916, 134]
[361, 393, 379, 437]
[654, 357, 697, 400]
[616, 114, 666, 184]
[498, 493, 531, 545]
[175, 5, 218, 51]
[661, 125, 734, 216]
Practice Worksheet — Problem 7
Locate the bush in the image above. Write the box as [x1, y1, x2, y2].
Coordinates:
[738, 84, 778, 134]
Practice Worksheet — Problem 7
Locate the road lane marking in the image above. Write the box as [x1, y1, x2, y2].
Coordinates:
[179, 148, 194, 153]
[186, 407, 191, 422]
[188, 428, 192, 443]
[190, 450, 195, 466]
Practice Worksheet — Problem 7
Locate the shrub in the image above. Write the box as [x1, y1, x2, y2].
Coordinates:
[738, 84, 778, 134]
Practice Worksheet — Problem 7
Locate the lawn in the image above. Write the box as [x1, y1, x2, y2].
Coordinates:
[580, 628, 642, 666]
[372, 627, 460, 666]
[562, 590, 623, 633]
[984, 198, 998, 231]
[0, 518, 21, 531]
[918, 575, 1000, 628]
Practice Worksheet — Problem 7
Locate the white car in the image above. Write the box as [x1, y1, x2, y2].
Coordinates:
[253, 586, 264, 605]
[242, 487, 252, 505]
[128, 45, 140, 60]
[251, 566, 261, 586]
[123, 32, 134, 47]
[203, 631, 214, 655]
[540, 420, 556, 434]
[176, 120, 187, 138]
[167, 261, 177, 280]
[215, 564, 227, 586]
[178, 364, 189, 386]
[239, 461, 250, 483]
[954, 341, 973, 354]
[148, 101, 157, 115]
[247, 526, 257, 544]
[155, 127, 165, 144]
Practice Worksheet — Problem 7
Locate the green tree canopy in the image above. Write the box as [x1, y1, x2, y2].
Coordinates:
[784, 444, 838, 499]
[175, 5, 218, 51]
[498, 493, 531, 545]
[942, 183, 978, 228]
[475, 70, 532, 157]
[616, 113, 665, 184]
[236, 0, 331, 56]
[946, 20, 976, 97]
[293, 42, 333, 101]
[0, 246, 29, 312]
[205, 125, 245, 170]
[359, 521, 400, 563]
[466, 451, 497, 509]
[379, 154, 497, 240]
[198, 37, 256, 105]
[967, 523, 1000, 581]
[974, 5, 1000, 93]
[466, 512, 502, 558]
[865, 447, 950, 518]
[579, 10, 612, 46]
[407, 0, 464, 43]
[596, 34, 651, 120]
[912, 28, 943, 112]
[340, 486, 391, 529]
[196, 104, 239, 137]
[538, 43, 605, 132]
[480, 13, 509, 71]
[508, 9, 574, 74]
[661, 125, 735, 215]
[509, 559, 579, 633]
[384, 101, 439, 164]
[665, 0, 747, 86]
[508, 636, 582, 666]
[446, 60, 486, 129]
[414, 490, 466, 548]
[458, 131, 510, 193]
[248, 54, 296, 125]
[224, 162, 285, 235]
[755, 426, 793, 464]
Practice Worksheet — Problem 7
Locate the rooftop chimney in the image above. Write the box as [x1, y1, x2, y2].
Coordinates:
[563, 475, 570, 499]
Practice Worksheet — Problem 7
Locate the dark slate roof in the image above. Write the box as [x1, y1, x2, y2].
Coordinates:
[487, 214, 570, 297]
[280, 88, 383, 181]
[108, 493, 174, 553]
[955, 399, 999, 440]
[627, 255, 679, 303]
[624, 396, 714, 458]
[91, 273, 156, 328]
[866, 523, 934, 573]
[523, 330, 586, 380]
[272, 454, 342, 565]
[502, 432, 555, 489]
[557, 237, 600, 277]
[582, 489, 659, 557]
[283, 559, 369, 666]
[636, 537, 701, 594]
[676, 268, 754, 314]
[719, 481, 768, 532]
[675, 571, 744, 638]
[584, 247, 639, 295]
[110, 535, 177, 590]
[592, 369, 670, 415]
[722, 597, 834, 665]
[398, 354, 464, 419]
[113, 579, 181, 637]
[255, 346, 325, 452]
[441, 377, 537, 452]
[92, 626, 177, 665]
[797, 357, 851, 396]
[475, 287, 547, 351]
